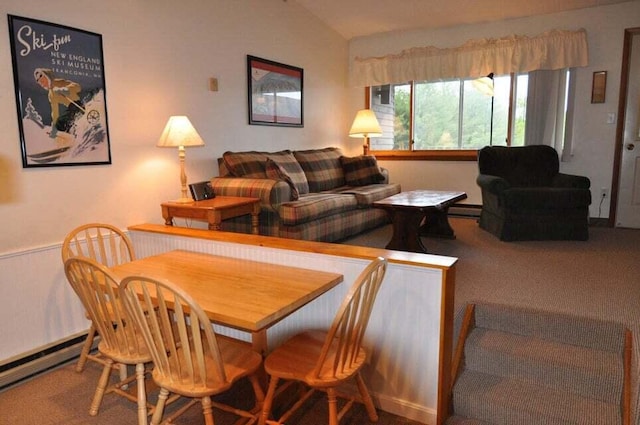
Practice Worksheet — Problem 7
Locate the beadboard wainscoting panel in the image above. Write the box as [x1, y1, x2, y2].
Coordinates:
[130, 229, 446, 423]
[0, 244, 89, 363]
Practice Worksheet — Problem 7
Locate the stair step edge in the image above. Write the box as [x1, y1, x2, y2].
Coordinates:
[463, 327, 624, 403]
[452, 370, 621, 425]
[473, 302, 626, 352]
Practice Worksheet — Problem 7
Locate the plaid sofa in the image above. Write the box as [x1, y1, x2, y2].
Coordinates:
[210, 147, 401, 242]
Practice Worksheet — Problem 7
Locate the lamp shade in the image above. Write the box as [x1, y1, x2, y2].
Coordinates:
[157, 116, 205, 148]
[348, 109, 382, 138]
[472, 73, 494, 97]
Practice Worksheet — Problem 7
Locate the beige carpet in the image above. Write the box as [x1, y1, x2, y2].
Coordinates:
[343, 217, 640, 424]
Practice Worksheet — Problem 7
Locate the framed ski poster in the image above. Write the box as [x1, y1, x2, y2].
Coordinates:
[8, 15, 112, 168]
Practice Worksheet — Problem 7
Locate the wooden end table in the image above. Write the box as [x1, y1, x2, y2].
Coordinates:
[161, 196, 261, 234]
[372, 190, 467, 253]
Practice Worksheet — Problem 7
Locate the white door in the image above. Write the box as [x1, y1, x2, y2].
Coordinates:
[616, 30, 640, 228]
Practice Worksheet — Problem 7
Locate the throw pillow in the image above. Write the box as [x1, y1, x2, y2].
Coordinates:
[222, 150, 292, 178]
[340, 155, 386, 186]
[293, 147, 345, 192]
[265, 154, 309, 201]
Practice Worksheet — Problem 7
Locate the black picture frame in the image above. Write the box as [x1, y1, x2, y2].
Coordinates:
[8, 15, 112, 168]
[247, 55, 303, 127]
[590, 70, 607, 104]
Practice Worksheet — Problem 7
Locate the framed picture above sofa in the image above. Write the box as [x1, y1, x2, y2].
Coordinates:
[247, 55, 303, 127]
[7, 15, 112, 168]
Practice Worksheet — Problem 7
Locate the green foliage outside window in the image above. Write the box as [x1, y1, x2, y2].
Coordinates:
[371, 74, 527, 151]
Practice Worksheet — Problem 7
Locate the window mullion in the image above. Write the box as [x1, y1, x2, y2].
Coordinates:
[507, 73, 516, 146]
[409, 82, 415, 151]
[458, 80, 464, 149]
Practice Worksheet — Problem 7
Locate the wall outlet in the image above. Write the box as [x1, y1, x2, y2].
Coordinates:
[600, 188, 609, 198]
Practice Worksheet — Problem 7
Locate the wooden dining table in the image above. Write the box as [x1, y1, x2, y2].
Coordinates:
[110, 249, 343, 356]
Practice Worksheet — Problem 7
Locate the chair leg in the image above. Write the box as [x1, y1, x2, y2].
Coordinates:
[119, 364, 129, 390]
[356, 373, 379, 422]
[151, 388, 170, 425]
[327, 388, 339, 425]
[135, 363, 148, 425]
[201, 396, 214, 425]
[248, 373, 265, 409]
[76, 325, 97, 372]
[259, 376, 280, 425]
[90, 359, 113, 416]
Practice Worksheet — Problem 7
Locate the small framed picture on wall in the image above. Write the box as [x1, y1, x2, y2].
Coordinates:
[591, 71, 607, 104]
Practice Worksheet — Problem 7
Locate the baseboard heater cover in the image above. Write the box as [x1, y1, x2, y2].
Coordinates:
[0, 332, 94, 391]
[449, 204, 481, 218]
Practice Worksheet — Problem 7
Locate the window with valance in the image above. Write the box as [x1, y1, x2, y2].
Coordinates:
[350, 29, 588, 160]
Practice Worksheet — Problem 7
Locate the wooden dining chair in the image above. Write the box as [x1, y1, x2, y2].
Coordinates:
[258, 257, 388, 425]
[119, 274, 265, 425]
[62, 223, 135, 376]
[63, 257, 153, 425]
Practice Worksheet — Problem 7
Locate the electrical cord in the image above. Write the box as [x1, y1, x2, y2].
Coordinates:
[598, 193, 606, 218]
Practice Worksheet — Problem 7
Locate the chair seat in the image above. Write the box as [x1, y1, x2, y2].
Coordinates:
[98, 332, 152, 365]
[153, 334, 262, 398]
[265, 330, 368, 387]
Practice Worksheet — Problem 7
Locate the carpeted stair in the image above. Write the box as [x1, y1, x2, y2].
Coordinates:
[448, 302, 631, 425]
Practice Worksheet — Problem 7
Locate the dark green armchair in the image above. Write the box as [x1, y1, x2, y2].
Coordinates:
[477, 145, 591, 241]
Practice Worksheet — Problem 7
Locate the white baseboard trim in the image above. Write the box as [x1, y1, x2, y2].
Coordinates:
[375, 391, 436, 424]
[0, 332, 92, 391]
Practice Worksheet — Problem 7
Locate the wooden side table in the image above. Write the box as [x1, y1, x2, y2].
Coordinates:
[161, 196, 261, 234]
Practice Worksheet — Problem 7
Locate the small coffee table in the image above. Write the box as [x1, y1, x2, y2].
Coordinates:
[161, 196, 261, 234]
[372, 190, 467, 253]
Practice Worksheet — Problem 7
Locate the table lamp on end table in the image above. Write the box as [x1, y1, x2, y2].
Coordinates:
[157, 115, 205, 203]
[349, 109, 382, 155]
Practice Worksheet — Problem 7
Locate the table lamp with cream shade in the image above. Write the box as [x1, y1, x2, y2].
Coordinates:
[157, 115, 205, 203]
[349, 109, 382, 155]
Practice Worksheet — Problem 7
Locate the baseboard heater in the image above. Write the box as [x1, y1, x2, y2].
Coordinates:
[449, 203, 481, 218]
[0, 332, 94, 391]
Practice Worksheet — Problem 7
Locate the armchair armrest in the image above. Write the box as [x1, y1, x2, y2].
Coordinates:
[551, 173, 591, 189]
[477, 174, 510, 194]
[210, 177, 292, 212]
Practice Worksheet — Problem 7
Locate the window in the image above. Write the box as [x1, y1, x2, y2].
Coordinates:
[368, 74, 531, 159]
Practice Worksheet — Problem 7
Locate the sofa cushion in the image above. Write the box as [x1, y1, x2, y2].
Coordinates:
[337, 183, 402, 206]
[340, 155, 386, 186]
[278, 193, 358, 226]
[265, 155, 309, 200]
[293, 147, 345, 192]
[223, 150, 292, 178]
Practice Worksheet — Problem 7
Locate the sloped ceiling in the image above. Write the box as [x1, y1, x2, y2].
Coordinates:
[291, 0, 636, 40]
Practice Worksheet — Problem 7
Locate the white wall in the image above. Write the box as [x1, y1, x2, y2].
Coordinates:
[0, 0, 355, 254]
[349, 2, 640, 216]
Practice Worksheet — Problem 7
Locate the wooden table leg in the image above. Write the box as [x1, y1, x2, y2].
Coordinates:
[386, 209, 428, 253]
[251, 203, 260, 235]
[420, 207, 456, 239]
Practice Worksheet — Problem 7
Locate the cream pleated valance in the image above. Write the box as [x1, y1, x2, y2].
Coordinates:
[350, 29, 588, 87]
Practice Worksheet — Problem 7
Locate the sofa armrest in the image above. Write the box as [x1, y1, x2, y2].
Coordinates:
[380, 167, 390, 184]
[477, 174, 510, 194]
[551, 173, 591, 189]
[210, 177, 292, 212]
